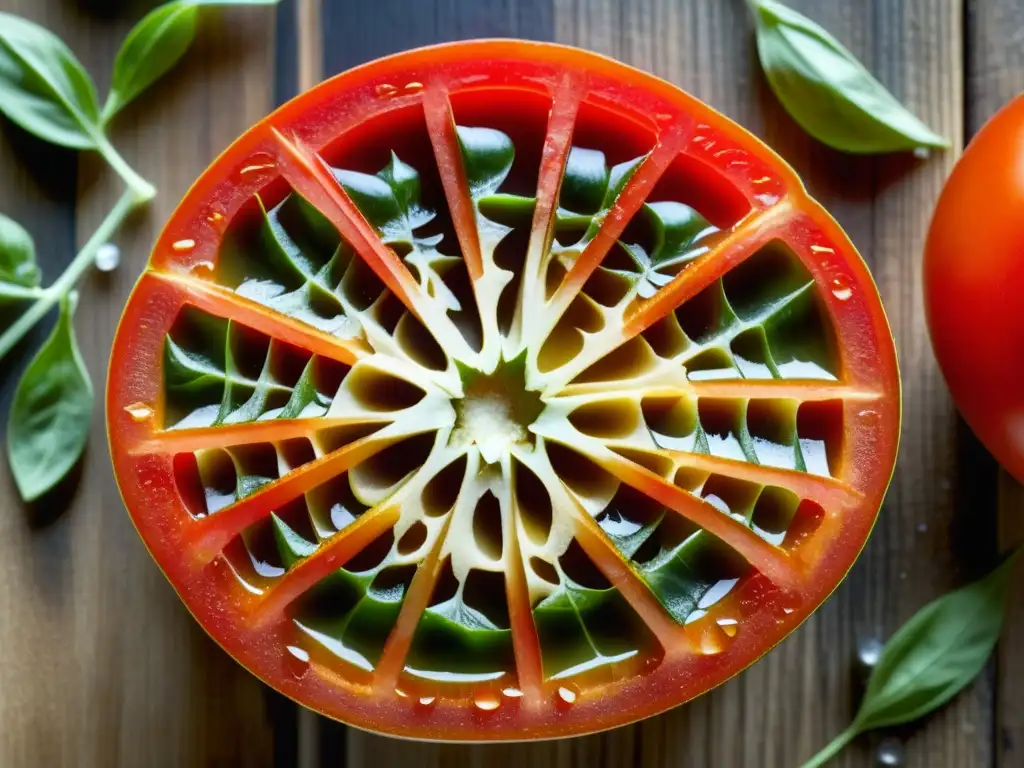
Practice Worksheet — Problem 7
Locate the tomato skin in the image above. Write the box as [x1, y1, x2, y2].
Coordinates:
[925, 94, 1024, 482]
[106, 40, 901, 740]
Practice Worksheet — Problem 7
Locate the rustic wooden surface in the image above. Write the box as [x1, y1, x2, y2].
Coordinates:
[0, 0, 1019, 766]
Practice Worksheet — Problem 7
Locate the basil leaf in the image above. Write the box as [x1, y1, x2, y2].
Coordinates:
[0, 213, 41, 289]
[750, 0, 948, 153]
[102, 2, 199, 124]
[7, 293, 93, 502]
[800, 554, 1017, 768]
[855, 553, 1017, 729]
[0, 13, 101, 149]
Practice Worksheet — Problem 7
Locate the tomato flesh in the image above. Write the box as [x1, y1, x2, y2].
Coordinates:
[108, 41, 899, 740]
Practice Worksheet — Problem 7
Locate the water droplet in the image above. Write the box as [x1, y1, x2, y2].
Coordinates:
[394, 687, 409, 698]
[417, 695, 436, 708]
[473, 690, 501, 712]
[172, 238, 195, 253]
[94, 243, 120, 272]
[239, 153, 277, 176]
[716, 618, 739, 637]
[375, 83, 398, 97]
[782, 607, 794, 615]
[285, 645, 310, 678]
[917, 522, 928, 533]
[124, 402, 153, 422]
[556, 685, 578, 706]
[913, 146, 930, 160]
[188, 260, 215, 279]
[831, 276, 853, 301]
[810, 244, 835, 254]
[876, 737, 905, 766]
[502, 687, 523, 698]
[207, 211, 225, 224]
[403, 81, 424, 93]
[857, 637, 883, 668]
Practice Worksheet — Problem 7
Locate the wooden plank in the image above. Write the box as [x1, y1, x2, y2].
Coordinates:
[965, 3, 1024, 765]
[554, 1, 979, 767]
[0, 3, 281, 766]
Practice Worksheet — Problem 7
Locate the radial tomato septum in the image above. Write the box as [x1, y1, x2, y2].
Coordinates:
[107, 41, 899, 740]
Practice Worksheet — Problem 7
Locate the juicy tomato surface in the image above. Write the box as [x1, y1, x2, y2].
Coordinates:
[107, 40, 900, 740]
[925, 93, 1024, 483]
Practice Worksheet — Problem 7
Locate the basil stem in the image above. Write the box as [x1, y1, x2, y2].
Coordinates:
[96, 136, 157, 203]
[0, 189, 139, 362]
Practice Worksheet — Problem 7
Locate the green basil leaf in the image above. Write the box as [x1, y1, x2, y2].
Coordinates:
[7, 293, 93, 502]
[853, 553, 1017, 730]
[0, 12, 101, 149]
[750, 0, 948, 153]
[102, 2, 198, 124]
[0, 213, 41, 288]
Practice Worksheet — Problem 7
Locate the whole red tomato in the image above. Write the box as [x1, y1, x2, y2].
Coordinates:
[925, 94, 1024, 482]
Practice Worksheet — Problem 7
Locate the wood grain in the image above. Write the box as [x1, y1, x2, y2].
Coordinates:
[0, 0, 1015, 766]
[0, 2, 280, 766]
[966, 4, 1024, 767]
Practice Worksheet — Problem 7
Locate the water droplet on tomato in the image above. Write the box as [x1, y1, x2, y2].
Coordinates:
[716, 618, 739, 637]
[556, 685, 578, 707]
[417, 695, 436, 709]
[189, 260, 216, 279]
[376, 83, 398, 98]
[239, 153, 276, 177]
[876, 737, 905, 766]
[95, 243, 120, 272]
[403, 81, 424, 93]
[207, 211, 225, 225]
[502, 687, 523, 698]
[172, 239, 195, 253]
[394, 687, 409, 698]
[124, 402, 153, 422]
[285, 645, 310, 678]
[473, 690, 501, 711]
[830, 276, 853, 301]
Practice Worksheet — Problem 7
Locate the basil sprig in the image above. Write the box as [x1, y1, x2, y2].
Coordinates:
[801, 553, 1018, 767]
[748, 0, 949, 154]
[0, 0, 277, 503]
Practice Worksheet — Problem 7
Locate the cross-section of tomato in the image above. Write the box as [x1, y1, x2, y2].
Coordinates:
[107, 40, 899, 740]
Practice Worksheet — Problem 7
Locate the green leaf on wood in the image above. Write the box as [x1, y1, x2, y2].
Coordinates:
[749, 0, 948, 154]
[102, 2, 199, 124]
[800, 553, 1018, 768]
[0, 213, 41, 295]
[7, 293, 93, 502]
[0, 12, 102, 149]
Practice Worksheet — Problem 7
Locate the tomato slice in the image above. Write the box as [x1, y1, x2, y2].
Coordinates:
[107, 40, 899, 740]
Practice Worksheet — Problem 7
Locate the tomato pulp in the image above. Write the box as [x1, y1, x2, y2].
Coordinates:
[107, 41, 900, 740]
[925, 93, 1024, 483]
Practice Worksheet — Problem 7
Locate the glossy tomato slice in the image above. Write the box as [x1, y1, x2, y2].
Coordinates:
[107, 40, 899, 740]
